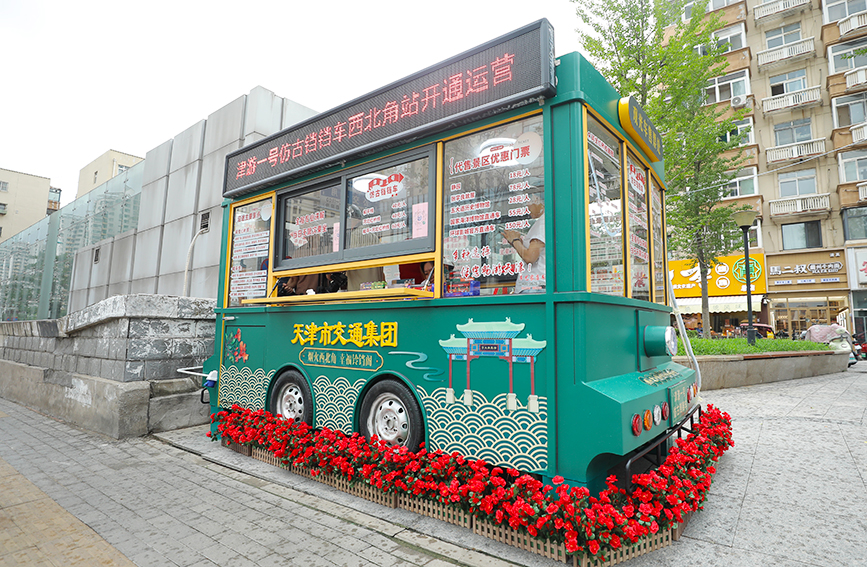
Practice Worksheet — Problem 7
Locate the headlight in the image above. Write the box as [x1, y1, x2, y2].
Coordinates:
[665, 326, 678, 356]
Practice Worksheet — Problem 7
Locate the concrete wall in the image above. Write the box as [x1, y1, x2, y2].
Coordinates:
[675, 350, 850, 391]
[68, 87, 317, 312]
[0, 294, 216, 438]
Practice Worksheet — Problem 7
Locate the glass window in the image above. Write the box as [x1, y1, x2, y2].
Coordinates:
[651, 177, 666, 304]
[627, 153, 650, 301]
[782, 220, 822, 249]
[769, 69, 807, 96]
[827, 0, 867, 23]
[779, 168, 817, 197]
[766, 23, 801, 50]
[0, 203, 6, 214]
[345, 155, 431, 259]
[588, 116, 624, 296]
[441, 115, 546, 295]
[725, 167, 757, 197]
[705, 71, 749, 104]
[844, 206, 867, 240]
[840, 149, 867, 182]
[683, 0, 695, 20]
[834, 92, 867, 128]
[830, 38, 867, 73]
[0, 181, 7, 192]
[281, 182, 341, 264]
[721, 118, 754, 145]
[701, 24, 745, 55]
[774, 118, 812, 146]
[229, 197, 273, 307]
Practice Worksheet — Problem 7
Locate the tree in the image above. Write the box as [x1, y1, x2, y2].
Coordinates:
[573, 0, 751, 335]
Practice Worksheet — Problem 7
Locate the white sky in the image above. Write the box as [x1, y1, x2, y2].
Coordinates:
[0, 1, 586, 207]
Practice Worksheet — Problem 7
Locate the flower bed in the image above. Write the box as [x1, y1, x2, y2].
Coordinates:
[212, 404, 733, 564]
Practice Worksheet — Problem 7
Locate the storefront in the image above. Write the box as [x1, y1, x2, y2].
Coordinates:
[669, 252, 767, 334]
[845, 246, 867, 337]
[766, 249, 849, 337]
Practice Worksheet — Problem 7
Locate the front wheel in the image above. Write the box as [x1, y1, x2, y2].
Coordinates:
[269, 370, 313, 425]
[359, 379, 424, 451]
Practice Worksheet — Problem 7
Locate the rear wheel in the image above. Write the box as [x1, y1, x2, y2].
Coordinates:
[359, 379, 423, 451]
[269, 370, 313, 425]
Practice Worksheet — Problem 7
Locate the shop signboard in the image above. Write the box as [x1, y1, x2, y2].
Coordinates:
[224, 20, 556, 199]
[766, 250, 848, 292]
[669, 253, 767, 298]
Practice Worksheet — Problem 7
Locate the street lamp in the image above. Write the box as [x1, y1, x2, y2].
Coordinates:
[732, 209, 759, 345]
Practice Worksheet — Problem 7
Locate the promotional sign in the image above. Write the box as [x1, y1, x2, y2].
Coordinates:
[766, 250, 848, 291]
[224, 20, 556, 199]
[618, 97, 662, 163]
[669, 253, 767, 298]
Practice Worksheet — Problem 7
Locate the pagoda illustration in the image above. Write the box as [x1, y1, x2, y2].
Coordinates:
[439, 318, 547, 412]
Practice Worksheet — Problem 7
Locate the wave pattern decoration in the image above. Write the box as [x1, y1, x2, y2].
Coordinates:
[218, 365, 275, 410]
[416, 386, 548, 471]
[388, 351, 444, 381]
[312, 375, 366, 434]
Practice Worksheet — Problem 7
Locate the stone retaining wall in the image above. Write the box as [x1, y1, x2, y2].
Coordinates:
[0, 294, 216, 438]
[674, 350, 849, 391]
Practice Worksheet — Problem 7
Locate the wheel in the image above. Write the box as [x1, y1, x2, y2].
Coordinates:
[269, 370, 313, 425]
[359, 379, 424, 451]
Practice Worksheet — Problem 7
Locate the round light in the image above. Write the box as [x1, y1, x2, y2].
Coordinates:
[665, 327, 678, 356]
[643, 410, 653, 430]
[653, 405, 662, 425]
[661, 402, 670, 420]
[631, 414, 642, 436]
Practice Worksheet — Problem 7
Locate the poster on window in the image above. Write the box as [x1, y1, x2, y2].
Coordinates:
[229, 198, 272, 306]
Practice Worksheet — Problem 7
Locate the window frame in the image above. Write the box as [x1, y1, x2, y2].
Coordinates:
[774, 117, 812, 147]
[833, 92, 867, 128]
[830, 37, 867, 74]
[0, 181, 7, 192]
[724, 167, 758, 198]
[769, 69, 807, 97]
[781, 220, 823, 250]
[825, 0, 867, 23]
[843, 206, 867, 240]
[765, 22, 802, 50]
[839, 149, 867, 182]
[274, 145, 437, 271]
[778, 168, 817, 197]
[705, 70, 750, 104]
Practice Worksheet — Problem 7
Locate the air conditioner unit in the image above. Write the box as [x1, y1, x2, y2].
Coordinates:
[731, 95, 747, 108]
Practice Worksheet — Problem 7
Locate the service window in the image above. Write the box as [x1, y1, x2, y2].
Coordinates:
[588, 116, 624, 296]
[280, 182, 342, 267]
[627, 152, 650, 301]
[344, 152, 434, 261]
[650, 177, 666, 304]
[228, 197, 273, 307]
[441, 115, 546, 295]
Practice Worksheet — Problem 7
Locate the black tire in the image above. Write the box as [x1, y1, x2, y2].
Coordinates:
[269, 370, 313, 425]
[359, 379, 424, 451]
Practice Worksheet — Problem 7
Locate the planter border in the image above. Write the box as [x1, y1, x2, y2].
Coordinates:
[397, 495, 473, 529]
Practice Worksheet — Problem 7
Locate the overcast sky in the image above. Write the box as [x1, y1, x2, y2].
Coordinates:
[0, 1, 586, 206]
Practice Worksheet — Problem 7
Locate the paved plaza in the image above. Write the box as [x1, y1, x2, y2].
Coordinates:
[0, 366, 865, 566]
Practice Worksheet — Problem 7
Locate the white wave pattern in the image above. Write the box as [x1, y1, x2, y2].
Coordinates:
[219, 365, 275, 410]
[416, 386, 548, 472]
[312, 375, 366, 434]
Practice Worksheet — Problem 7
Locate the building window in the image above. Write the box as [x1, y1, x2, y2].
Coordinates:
[705, 71, 750, 104]
[116, 164, 130, 175]
[833, 92, 867, 128]
[769, 69, 807, 96]
[0, 203, 6, 215]
[830, 37, 867, 74]
[843, 206, 867, 240]
[720, 118, 754, 146]
[782, 220, 822, 249]
[725, 167, 757, 197]
[0, 227, 3, 237]
[774, 118, 812, 146]
[766, 22, 802, 50]
[701, 23, 746, 55]
[839, 149, 867, 182]
[779, 168, 817, 197]
[93, 171, 98, 184]
[826, 0, 867, 23]
[0, 181, 7, 192]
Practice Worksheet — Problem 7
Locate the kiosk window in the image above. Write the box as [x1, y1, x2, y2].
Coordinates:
[229, 197, 273, 307]
[345, 156, 430, 253]
[627, 153, 650, 301]
[651, 177, 666, 304]
[442, 115, 546, 295]
[281, 183, 341, 263]
[588, 116, 624, 296]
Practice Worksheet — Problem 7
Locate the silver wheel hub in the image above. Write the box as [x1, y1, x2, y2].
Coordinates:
[279, 385, 304, 422]
[367, 393, 410, 445]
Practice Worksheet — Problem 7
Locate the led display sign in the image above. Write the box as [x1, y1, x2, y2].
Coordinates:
[224, 19, 556, 198]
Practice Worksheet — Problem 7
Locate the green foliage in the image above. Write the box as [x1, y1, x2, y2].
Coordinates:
[676, 338, 832, 356]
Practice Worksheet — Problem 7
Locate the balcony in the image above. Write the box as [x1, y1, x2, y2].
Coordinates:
[840, 11, 867, 37]
[761, 86, 822, 114]
[853, 122, 867, 143]
[860, 182, 867, 201]
[766, 138, 826, 164]
[754, 0, 812, 25]
[756, 37, 816, 68]
[768, 193, 831, 218]
[836, 181, 866, 207]
[845, 66, 867, 91]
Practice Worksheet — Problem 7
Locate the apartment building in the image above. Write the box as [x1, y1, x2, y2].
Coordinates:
[0, 169, 54, 245]
[76, 150, 143, 200]
[674, 0, 867, 337]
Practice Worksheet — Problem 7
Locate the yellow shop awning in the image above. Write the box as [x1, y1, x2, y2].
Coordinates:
[673, 295, 761, 314]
